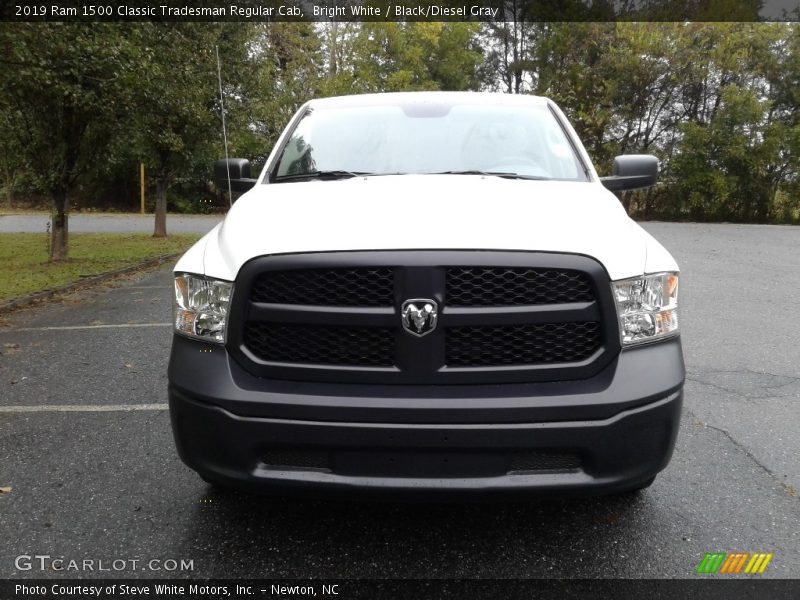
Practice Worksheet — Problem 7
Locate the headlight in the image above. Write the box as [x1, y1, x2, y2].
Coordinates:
[612, 272, 678, 346]
[174, 273, 233, 343]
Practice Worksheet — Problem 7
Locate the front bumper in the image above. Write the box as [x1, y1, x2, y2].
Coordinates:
[168, 336, 684, 498]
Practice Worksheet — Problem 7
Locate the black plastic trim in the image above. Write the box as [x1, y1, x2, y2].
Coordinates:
[225, 250, 621, 385]
[169, 386, 683, 497]
[169, 334, 684, 425]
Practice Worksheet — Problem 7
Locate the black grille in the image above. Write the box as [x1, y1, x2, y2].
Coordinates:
[230, 252, 616, 385]
[446, 322, 601, 367]
[260, 448, 330, 471]
[250, 267, 395, 306]
[508, 451, 581, 473]
[446, 267, 594, 306]
[243, 323, 394, 367]
[258, 449, 581, 476]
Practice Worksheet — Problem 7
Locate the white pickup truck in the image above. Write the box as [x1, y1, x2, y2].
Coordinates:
[168, 92, 684, 498]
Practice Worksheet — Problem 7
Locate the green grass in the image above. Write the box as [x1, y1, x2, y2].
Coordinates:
[0, 233, 200, 302]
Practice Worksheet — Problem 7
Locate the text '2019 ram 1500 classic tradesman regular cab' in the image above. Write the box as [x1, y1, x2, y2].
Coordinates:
[168, 92, 684, 498]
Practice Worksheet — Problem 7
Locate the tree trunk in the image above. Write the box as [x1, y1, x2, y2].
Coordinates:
[49, 190, 69, 262]
[153, 178, 167, 238]
[329, 22, 338, 76]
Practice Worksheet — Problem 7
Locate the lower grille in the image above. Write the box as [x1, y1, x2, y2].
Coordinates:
[508, 451, 581, 473]
[446, 322, 601, 367]
[256, 448, 582, 477]
[260, 448, 330, 472]
[243, 323, 394, 367]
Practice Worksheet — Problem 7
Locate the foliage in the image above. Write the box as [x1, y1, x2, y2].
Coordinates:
[339, 23, 483, 92]
[482, 21, 800, 222]
[0, 22, 798, 226]
[0, 23, 140, 258]
[128, 23, 258, 235]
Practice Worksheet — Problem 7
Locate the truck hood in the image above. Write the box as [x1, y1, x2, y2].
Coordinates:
[196, 175, 652, 281]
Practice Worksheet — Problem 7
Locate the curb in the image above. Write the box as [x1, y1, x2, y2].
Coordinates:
[0, 252, 180, 314]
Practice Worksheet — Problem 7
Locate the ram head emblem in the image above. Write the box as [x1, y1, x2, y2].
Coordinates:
[401, 299, 438, 337]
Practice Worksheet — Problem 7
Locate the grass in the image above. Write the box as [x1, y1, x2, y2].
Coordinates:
[0, 233, 200, 302]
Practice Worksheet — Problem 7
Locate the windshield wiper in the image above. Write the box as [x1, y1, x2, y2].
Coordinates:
[274, 170, 372, 182]
[430, 170, 550, 181]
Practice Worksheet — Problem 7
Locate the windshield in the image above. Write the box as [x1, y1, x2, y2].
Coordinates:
[272, 100, 588, 182]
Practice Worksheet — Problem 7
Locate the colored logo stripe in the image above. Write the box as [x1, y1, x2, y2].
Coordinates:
[696, 552, 773, 574]
[696, 553, 726, 574]
[719, 553, 748, 573]
[745, 553, 773, 574]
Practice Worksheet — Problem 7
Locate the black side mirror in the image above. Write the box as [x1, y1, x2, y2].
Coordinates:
[214, 158, 257, 194]
[600, 155, 658, 192]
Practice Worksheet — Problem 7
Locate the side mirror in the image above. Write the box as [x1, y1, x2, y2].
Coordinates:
[214, 158, 257, 194]
[600, 155, 658, 192]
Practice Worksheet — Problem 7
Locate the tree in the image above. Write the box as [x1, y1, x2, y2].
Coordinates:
[130, 24, 232, 237]
[2, 22, 798, 226]
[343, 23, 483, 92]
[421, 23, 484, 91]
[481, 3, 536, 93]
[244, 23, 323, 156]
[0, 23, 136, 260]
[662, 24, 792, 222]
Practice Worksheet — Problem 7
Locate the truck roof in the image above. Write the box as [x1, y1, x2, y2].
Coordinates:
[306, 91, 551, 109]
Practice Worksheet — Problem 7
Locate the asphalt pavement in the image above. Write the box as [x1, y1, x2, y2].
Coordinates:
[0, 222, 798, 579]
[0, 213, 222, 234]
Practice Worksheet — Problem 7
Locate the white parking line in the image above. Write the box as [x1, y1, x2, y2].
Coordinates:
[7, 323, 171, 332]
[0, 404, 168, 413]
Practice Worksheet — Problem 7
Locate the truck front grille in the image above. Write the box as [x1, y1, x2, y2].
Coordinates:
[243, 323, 394, 367]
[446, 267, 594, 306]
[228, 251, 619, 384]
[446, 322, 601, 367]
[250, 267, 395, 306]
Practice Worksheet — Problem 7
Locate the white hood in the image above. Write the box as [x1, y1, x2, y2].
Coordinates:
[182, 175, 672, 281]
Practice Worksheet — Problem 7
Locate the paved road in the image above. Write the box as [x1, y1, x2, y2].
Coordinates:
[0, 222, 798, 579]
[0, 213, 222, 234]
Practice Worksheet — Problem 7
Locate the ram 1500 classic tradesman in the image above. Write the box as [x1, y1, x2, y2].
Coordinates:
[168, 92, 684, 497]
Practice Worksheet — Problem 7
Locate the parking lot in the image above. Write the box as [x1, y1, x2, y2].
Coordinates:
[0, 213, 222, 235]
[1, 222, 799, 579]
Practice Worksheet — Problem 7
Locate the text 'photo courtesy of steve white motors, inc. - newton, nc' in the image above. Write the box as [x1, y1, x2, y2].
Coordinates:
[12, 3, 501, 19]
[13, 582, 339, 598]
